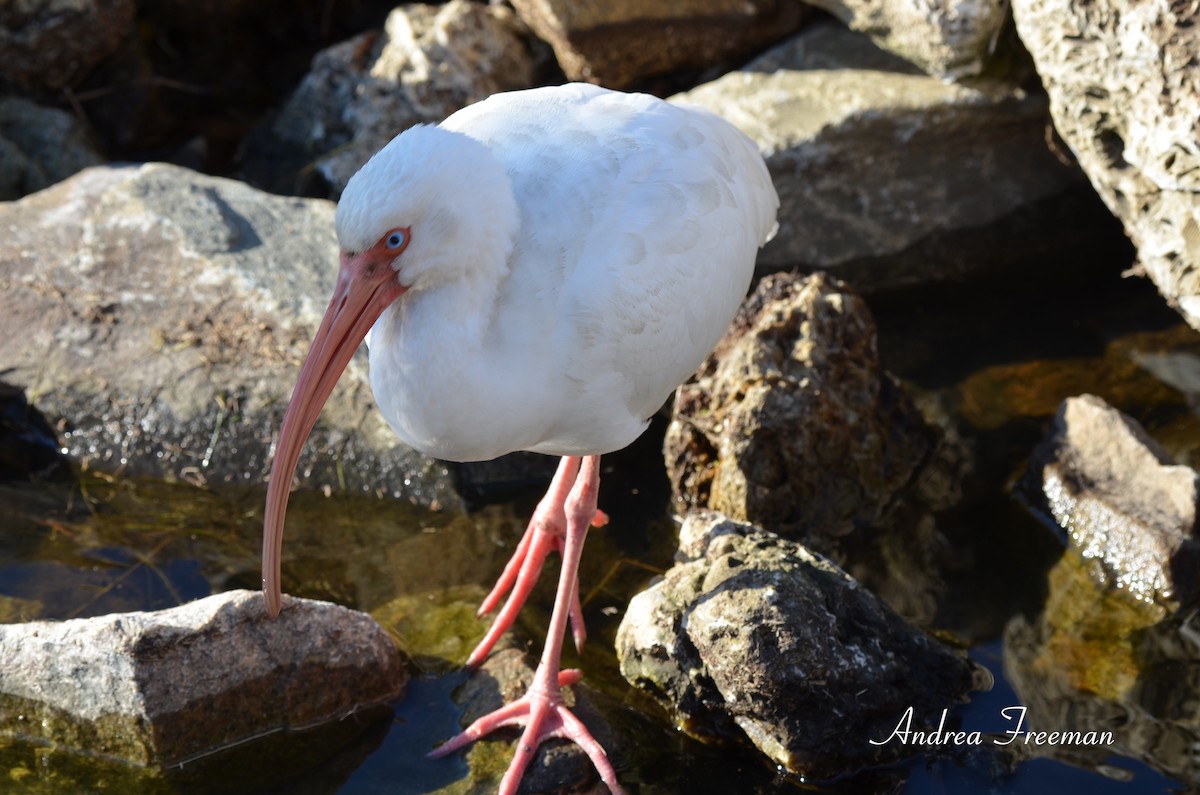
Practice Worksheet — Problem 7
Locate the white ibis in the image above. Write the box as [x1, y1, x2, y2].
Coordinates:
[262, 82, 778, 795]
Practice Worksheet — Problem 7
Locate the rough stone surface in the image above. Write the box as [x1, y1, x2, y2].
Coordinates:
[665, 271, 934, 551]
[674, 22, 1094, 290]
[804, 0, 1009, 78]
[1012, 0, 1200, 330]
[0, 589, 408, 766]
[0, 0, 135, 91]
[1022, 394, 1200, 608]
[0, 97, 105, 201]
[616, 511, 983, 778]
[447, 646, 621, 795]
[245, 0, 535, 196]
[509, 0, 804, 88]
[0, 163, 457, 506]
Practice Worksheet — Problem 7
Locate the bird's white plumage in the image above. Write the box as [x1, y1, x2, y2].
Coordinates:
[339, 83, 778, 462]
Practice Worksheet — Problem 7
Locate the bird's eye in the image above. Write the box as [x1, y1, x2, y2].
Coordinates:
[386, 230, 407, 250]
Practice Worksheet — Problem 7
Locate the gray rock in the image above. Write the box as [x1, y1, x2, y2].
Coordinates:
[804, 0, 1009, 79]
[509, 0, 805, 88]
[1011, 0, 1200, 330]
[0, 97, 105, 201]
[247, 0, 535, 196]
[0, 589, 407, 766]
[0, 163, 457, 507]
[617, 511, 984, 778]
[1022, 394, 1200, 608]
[673, 22, 1095, 290]
[0, 0, 135, 91]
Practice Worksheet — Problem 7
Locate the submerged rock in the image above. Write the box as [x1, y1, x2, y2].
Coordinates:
[441, 645, 622, 795]
[0, 163, 457, 507]
[616, 511, 984, 779]
[1021, 394, 1200, 611]
[1005, 547, 1200, 788]
[1012, 0, 1200, 331]
[0, 589, 408, 766]
[674, 22, 1109, 290]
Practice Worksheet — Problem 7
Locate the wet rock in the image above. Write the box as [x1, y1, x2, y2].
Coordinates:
[665, 271, 934, 555]
[0, 382, 67, 481]
[803, 0, 1009, 78]
[0, 163, 457, 507]
[0, 589, 408, 766]
[245, 0, 535, 196]
[616, 511, 984, 778]
[0, 97, 105, 201]
[1004, 547, 1200, 787]
[1021, 394, 1200, 610]
[674, 22, 1101, 290]
[1012, 0, 1200, 331]
[509, 0, 804, 89]
[0, 0, 135, 91]
[443, 646, 621, 795]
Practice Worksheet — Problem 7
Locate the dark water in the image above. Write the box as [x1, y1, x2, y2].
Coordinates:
[3, 256, 1199, 794]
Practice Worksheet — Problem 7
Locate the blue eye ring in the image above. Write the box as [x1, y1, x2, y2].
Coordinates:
[386, 229, 407, 250]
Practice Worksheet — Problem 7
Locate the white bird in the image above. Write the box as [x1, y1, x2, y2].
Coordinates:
[262, 83, 778, 795]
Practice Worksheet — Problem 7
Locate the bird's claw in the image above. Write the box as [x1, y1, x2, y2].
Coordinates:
[428, 669, 624, 795]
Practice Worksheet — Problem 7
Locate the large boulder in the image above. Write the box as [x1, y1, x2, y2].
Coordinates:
[674, 22, 1108, 291]
[1012, 0, 1200, 329]
[0, 163, 457, 506]
[0, 97, 105, 201]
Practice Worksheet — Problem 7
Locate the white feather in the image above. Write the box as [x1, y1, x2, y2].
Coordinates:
[338, 83, 779, 462]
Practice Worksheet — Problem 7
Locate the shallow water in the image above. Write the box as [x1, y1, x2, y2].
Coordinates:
[4, 257, 1200, 794]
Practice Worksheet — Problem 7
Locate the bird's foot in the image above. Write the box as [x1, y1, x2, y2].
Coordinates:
[467, 458, 607, 668]
[429, 665, 625, 795]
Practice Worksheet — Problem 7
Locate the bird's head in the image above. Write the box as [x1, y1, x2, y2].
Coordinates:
[260, 123, 518, 616]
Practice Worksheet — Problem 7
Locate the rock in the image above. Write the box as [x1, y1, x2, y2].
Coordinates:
[673, 22, 1101, 290]
[1004, 547, 1200, 787]
[1021, 394, 1200, 609]
[0, 589, 408, 766]
[245, 0, 535, 196]
[442, 645, 621, 795]
[0, 163, 457, 507]
[616, 511, 984, 778]
[665, 271, 933, 553]
[804, 0, 1009, 79]
[0, 97, 105, 201]
[509, 0, 804, 88]
[0, 0, 135, 91]
[1011, 0, 1200, 330]
[0, 382, 67, 481]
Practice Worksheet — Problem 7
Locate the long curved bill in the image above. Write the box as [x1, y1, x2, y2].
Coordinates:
[262, 254, 406, 616]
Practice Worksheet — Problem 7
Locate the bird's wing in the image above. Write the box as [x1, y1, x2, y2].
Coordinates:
[445, 85, 778, 452]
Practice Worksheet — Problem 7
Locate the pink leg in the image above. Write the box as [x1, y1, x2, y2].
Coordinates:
[432, 456, 625, 795]
[467, 455, 607, 669]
